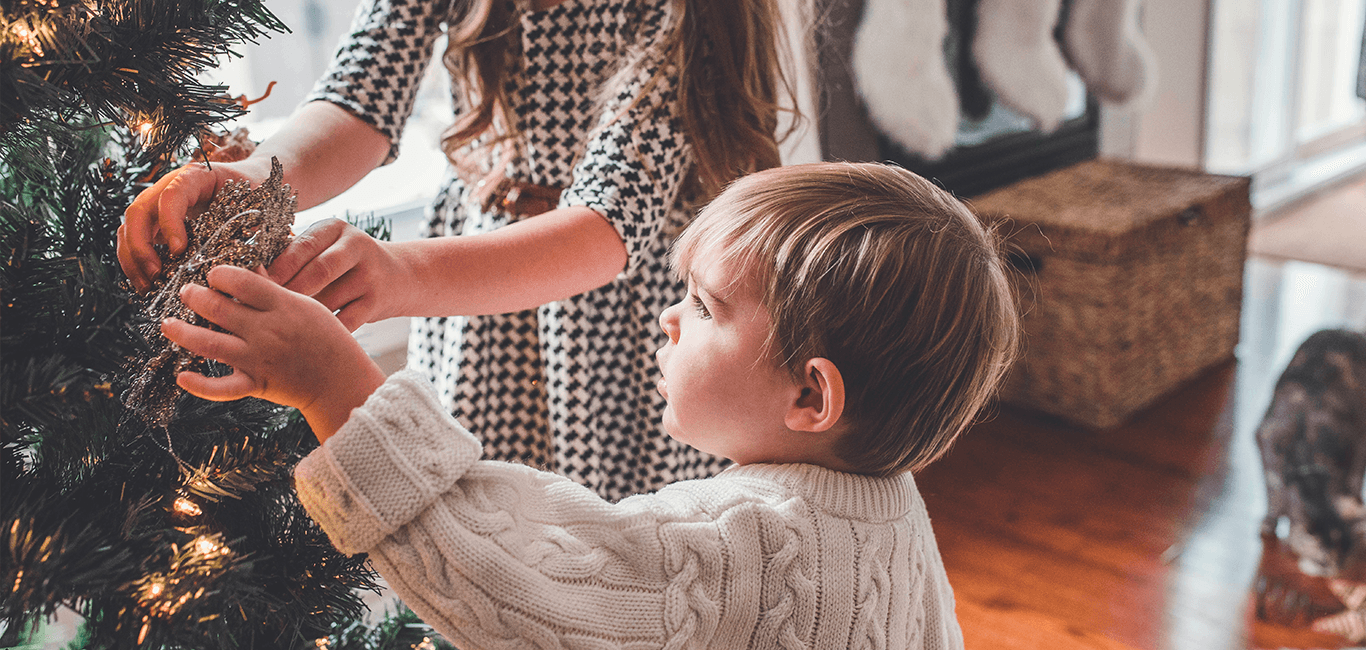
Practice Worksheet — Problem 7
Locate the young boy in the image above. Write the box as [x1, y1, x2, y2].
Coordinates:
[162, 161, 1019, 649]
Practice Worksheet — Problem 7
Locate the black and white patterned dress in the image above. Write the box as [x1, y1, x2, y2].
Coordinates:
[306, 0, 726, 500]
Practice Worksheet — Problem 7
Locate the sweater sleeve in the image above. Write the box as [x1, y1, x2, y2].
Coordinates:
[294, 370, 483, 555]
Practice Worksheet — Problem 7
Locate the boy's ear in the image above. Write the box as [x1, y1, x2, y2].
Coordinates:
[785, 357, 845, 433]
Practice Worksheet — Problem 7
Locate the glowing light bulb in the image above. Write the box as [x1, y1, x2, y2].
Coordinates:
[11, 24, 44, 56]
[173, 497, 202, 517]
[148, 582, 163, 597]
[314, 638, 330, 649]
[138, 122, 154, 137]
[194, 537, 220, 555]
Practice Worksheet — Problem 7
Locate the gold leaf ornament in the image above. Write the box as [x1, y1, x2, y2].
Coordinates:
[125, 157, 296, 428]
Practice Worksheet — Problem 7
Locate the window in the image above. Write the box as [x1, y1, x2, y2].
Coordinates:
[1207, 0, 1366, 210]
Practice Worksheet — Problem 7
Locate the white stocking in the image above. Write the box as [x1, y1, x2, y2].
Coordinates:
[1062, 0, 1155, 105]
[973, 0, 1070, 131]
[851, 0, 959, 159]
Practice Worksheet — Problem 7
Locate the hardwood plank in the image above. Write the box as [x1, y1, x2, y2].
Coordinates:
[956, 598, 1147, 650]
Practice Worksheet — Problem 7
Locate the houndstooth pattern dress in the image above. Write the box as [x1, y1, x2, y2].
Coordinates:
[305, 0, 726, 501]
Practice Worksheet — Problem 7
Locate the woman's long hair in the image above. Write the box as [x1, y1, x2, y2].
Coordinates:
[439, 0, 796, 201]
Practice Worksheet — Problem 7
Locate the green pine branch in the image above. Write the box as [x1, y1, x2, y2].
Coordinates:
[2, 0, 290, 160]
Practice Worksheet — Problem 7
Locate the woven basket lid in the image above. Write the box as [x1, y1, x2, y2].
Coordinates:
[968, 159, 1250, 262]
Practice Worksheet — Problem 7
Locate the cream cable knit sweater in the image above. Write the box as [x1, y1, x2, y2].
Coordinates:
[294, 371, 964, 650]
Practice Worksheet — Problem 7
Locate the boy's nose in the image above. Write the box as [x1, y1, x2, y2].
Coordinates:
[659, 303, 680, 344]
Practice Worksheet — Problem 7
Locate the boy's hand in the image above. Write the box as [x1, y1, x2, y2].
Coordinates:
[161, 264, 386, 441]
[267, 218, 409, 332]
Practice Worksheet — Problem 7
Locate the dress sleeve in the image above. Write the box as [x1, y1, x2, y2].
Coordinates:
[292, 370, 734, 647]
[303, 0, 448, 165]
[557, 3, 692, 274]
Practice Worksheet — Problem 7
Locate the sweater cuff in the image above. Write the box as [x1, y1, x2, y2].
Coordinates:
[294, 370, 482, 555]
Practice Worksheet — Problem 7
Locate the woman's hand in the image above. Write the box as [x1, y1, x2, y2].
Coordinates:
[267, 218, 412, 332]
[119, 159, 271, 293]
[161, 264, 386, 441]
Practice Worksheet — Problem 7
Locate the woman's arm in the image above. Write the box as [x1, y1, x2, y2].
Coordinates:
[246, 101, 392, 210]
[268, 206, 628, 329]
[394, 206, 628, 315]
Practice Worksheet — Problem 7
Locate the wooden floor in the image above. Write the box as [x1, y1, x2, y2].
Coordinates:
[917, 257, 1366, 650]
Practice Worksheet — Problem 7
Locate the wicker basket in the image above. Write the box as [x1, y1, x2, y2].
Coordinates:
[970, 159, 1252, 429]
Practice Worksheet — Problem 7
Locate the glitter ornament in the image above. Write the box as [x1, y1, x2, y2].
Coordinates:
[126, 157, 296, 427]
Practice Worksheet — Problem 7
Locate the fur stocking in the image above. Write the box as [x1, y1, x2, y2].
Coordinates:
[1062, 0, 1156, 104]
[851, 0, 959, 159]
[972, 0, 1071, 131]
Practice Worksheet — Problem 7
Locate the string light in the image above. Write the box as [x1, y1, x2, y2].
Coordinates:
[8, 20, 46, 57]
[194, 535, 227, 557]
[314, 638, 330, 649]
[172, 497, 202, 517]
[413, 637, 436, 650]
[134, 534, 232, 621]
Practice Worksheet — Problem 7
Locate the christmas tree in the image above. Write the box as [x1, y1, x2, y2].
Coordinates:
[1, 1, 448, 647]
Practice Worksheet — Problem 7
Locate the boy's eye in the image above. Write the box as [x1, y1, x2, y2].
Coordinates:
[690, 294, 712, 320]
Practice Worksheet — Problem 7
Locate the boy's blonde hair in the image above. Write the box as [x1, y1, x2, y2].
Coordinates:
[673, 162, 1020, 476]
